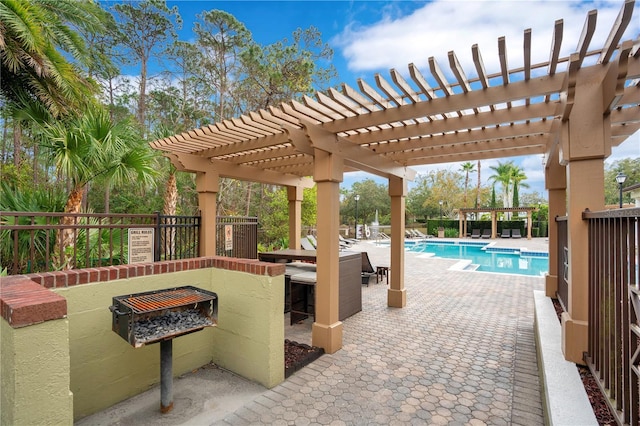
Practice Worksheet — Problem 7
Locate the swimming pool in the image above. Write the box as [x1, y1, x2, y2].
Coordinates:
[406, 241, 549, 276]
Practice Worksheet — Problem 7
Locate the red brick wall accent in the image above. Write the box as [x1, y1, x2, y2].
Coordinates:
[0, 256, 285, 328]
[0, 275, 67, 328]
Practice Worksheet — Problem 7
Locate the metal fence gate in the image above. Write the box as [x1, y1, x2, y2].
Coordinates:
[215, 216, 258, 259]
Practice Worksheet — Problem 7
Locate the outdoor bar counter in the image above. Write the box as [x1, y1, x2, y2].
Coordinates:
[259, 249, 362, 321]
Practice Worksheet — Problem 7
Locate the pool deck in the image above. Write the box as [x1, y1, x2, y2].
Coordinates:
[77, 237, 595, 425]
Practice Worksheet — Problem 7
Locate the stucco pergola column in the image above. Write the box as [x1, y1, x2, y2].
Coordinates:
[287, 186, 303, 250]
[560, 65, 610, 364]
[490, 211, 497, 239]
[526, 211, 532, 239]
[388, 176, 406, 308]
[311, 149, 343, 353]
[195, 170, 219, 257]
[544, 149, 566, 298]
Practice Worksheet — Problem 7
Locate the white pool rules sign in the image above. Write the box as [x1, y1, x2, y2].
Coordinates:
[224, 225, 233, 251]
[128, 228, 154, 264]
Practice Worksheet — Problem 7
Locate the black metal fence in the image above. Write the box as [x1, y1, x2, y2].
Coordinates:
[583, 207, 639, 425]
[216, 216, 258, 259]
[155, 213, 200, 261]
[1, 211, 200, 275]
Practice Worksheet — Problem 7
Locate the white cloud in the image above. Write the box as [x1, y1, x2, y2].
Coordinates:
[606, 136, 640, 165]
[333, 1, 639, 82]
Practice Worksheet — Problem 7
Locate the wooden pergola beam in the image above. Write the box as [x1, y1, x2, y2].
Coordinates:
[167, 152, 314, 188]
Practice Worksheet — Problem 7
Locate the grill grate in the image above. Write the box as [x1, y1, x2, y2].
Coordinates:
[120, 288, 212, 314]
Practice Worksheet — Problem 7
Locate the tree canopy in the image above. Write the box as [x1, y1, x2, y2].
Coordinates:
[0, 0, 637, 254]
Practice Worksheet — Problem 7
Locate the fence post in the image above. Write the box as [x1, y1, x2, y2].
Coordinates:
[154, 212, 161, 262]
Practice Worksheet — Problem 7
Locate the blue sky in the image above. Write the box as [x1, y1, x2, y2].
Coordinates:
[159, 0, 639, 196]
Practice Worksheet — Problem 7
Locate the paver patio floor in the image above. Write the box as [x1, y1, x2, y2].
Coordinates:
[223, 239, 546, 425]
[76, 238, 547, 425]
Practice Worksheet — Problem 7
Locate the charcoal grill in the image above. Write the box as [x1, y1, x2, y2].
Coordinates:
[109, 286, 218, 413]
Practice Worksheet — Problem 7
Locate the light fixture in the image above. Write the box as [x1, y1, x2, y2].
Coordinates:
[615, 172, 627, 208]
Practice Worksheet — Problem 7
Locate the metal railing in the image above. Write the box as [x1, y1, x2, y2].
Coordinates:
[583, 207, 639, 426]
[1, 212, 200, 275]
[155, 213, 200, 261]
[216, 216, 258, 259]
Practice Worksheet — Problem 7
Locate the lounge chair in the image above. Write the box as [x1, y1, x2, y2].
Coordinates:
[500, 229, 511, 238]
[301, 237, 315, 250]
[471, 229, 481, 239]
[413, 229, 430, 239]
[308, 233, 349, 250]
[307, 234, 318, 248]
[481, 229, 491, 239]
[511, 228, 522, 239]
[361, 251, 389, 286]
[339, 235, 356, 245]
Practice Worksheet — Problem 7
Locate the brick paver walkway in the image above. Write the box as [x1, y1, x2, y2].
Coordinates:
[221, 241, 545, 425]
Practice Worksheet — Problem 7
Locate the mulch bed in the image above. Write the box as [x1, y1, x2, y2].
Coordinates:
[284, 339, 324, 378]
[551, 299, 616, 425]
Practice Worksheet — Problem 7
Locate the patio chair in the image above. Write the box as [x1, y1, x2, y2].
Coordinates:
[307, 234, 318, 248]
[413, 229, 430, 239]
[359, 251, 376, 286]
[301, 237, 316, 250]
[361, 251, 390, 286]
[339, 234, 356, 245]
[481, 229, 491, 239]
[511, 228, 522, 239]
[500, 229, 511, 238]
[470, 229, 481, 239]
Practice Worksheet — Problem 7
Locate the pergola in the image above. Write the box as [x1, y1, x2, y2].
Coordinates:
[456, 207, 538, 239]
[151, 1, 639, 362]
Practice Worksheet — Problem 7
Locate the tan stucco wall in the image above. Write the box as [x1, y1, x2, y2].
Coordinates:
[210, 269, 284, 386]
[53, 267, 284, 420]
[1, 317, 73, 426]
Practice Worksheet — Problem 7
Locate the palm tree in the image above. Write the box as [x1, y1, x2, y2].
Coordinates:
[489, 161, 516, 209]
[0, 0, 109, 117]
[460, 162, 476, 208]
[510, 166, 529, 208]
[39, 107, 157, 269]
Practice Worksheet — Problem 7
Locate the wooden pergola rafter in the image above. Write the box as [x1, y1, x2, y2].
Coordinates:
[151, 0, 640, 356]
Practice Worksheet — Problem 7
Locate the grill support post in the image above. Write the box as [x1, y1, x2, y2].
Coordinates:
[160, 340, 173, 413]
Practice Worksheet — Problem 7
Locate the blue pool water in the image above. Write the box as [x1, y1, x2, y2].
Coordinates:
[406, 241, 549, 276]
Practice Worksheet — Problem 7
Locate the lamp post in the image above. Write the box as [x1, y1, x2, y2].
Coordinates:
[615, 172, 627, 208]
[438, 200, 444, 238]
[354, 194, 360, 239]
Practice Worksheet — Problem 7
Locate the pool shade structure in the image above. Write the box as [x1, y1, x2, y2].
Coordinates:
[456, 207, 537, 239]
[151, 1, 639, 362]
